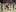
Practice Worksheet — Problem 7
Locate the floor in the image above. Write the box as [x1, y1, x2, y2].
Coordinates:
[0, 2, 16, 12]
